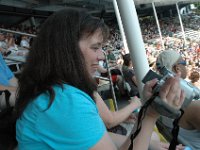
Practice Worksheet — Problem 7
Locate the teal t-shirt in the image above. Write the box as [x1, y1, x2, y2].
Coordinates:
[16, 84, 106, 150]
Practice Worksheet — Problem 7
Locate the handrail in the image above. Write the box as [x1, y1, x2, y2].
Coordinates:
[95, 76, 110, 81]
[102, 50, 118, 111]
[0, 28, 36, 38]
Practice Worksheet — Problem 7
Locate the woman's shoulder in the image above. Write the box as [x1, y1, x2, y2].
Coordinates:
[59, 84, 93, 99]
[22, 84, 94, 113]
[20, 84, 97, 123]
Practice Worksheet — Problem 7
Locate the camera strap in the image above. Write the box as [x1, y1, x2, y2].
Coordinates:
[128, 94, 183, 150]
[128, 93, 158, 150]
[169, 109, 184, 150]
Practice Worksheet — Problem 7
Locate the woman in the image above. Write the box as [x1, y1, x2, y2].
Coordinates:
[16, 8, 184, 150]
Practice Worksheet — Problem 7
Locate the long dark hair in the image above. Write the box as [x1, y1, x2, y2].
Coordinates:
[123, 54, 131, 66]
[16, 8, 109, 117]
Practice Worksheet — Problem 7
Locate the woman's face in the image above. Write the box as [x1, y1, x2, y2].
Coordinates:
[79, 30, 105, 75]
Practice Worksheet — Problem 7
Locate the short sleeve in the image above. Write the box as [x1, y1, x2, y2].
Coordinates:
[35, 87, 106, 150]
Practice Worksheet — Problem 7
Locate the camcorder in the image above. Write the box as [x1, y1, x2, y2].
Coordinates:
[142, 66, 200, 119]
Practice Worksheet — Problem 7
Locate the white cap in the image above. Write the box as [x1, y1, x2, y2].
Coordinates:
[156, 50, 180, 71]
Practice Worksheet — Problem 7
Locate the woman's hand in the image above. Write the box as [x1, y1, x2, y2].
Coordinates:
[143, 78, 159, 118]
[143, 76, 185, 118]
[129, 96, 142, 108]
[143, 78, 158, 101]
[159, 75, 185, 110]
[124, 113, 137, 124]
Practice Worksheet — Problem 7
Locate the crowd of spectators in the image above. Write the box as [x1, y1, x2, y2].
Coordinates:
[0, 24, 36, 56]
[102, 14, 200, 90]
[0, 13, 199, 88]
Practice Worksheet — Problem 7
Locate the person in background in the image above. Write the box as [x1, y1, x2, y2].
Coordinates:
[0, 32, 9, 56]
[156, 50, 200, 150]
[189, 70, 200, 88]
[96, 61, 126, 96]
[16, 8, 184, 150]
[122, 54, 139, 97]
[20, 35, 30, 50]
[0, 52, 17, 109]
[7, 33, 18, 51]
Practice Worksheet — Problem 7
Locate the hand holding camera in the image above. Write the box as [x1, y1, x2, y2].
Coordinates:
[158, 75, 184, 109]
[142, 66, 200, 118]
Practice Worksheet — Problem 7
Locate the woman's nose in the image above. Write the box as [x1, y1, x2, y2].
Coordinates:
[97, 50, 105, 61]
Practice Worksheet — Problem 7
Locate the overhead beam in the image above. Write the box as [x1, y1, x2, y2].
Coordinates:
[134, 0, 199, 5]
[21, 0, 39, 5]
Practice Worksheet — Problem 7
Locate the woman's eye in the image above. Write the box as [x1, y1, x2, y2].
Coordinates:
[92, 47, 100, 51]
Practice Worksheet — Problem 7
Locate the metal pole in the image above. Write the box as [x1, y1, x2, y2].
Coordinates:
[176, 2, 187, 46]
[102, 51, 118, 110]
[152, 2, 165, 50]
[169, 9, 173, 17]
[115, 0, 150, 100]
[94, 76, 110, 81]
[0, 28, 36, 38]
[113, 0, 129, 54]
[30, 17, 36, 27]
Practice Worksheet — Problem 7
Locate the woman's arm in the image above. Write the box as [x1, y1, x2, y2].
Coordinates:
[90, 132, 117, 150]
[131, 76, 184, 150]
[0, 77, 18, 92]
[94, 76, 184, 150]
[94, 92, 141, 129]
[0, 85, 16, 92]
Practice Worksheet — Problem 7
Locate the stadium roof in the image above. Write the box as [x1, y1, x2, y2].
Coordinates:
[0, 0, 198, 27]
[0, 0, 198, 12]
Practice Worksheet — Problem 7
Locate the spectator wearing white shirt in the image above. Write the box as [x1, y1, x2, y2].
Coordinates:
[20, 35, 30, 50]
